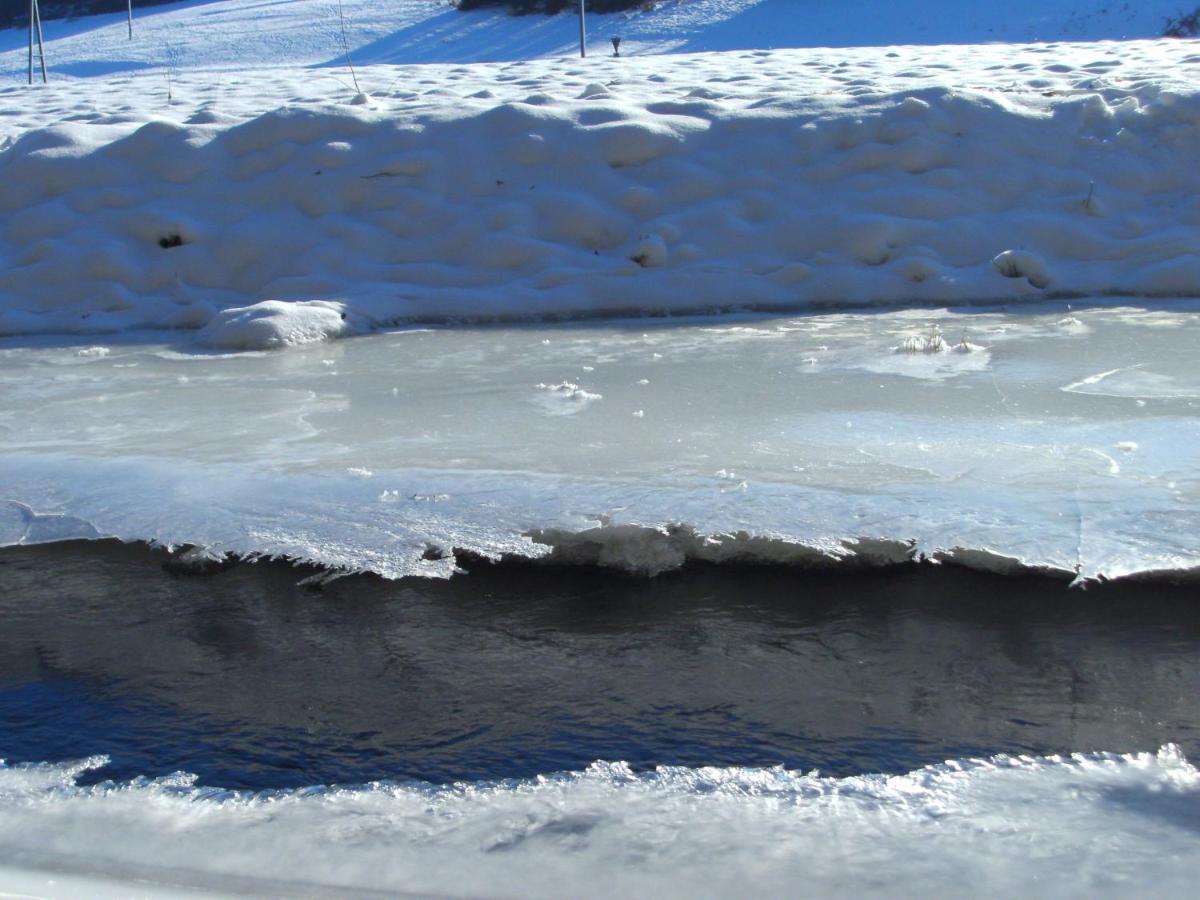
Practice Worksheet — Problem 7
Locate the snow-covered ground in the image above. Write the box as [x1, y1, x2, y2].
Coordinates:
[0, 0, 1187, 77]
[3, 2, 1200, 896]
[1, 38, 1199, 342]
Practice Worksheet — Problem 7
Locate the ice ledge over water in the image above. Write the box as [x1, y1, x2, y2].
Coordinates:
[2, 41, 1200, 343]
[2, 465, 1195, 585]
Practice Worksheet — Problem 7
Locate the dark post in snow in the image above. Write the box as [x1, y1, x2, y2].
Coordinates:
[611, 36, 621, 57]
[128, 0, 133, 40]
[28, 0, 47, 84]
[578, 0, 586, 58]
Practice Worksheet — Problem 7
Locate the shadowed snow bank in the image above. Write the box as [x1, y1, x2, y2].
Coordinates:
[2, 41, 1199, 346]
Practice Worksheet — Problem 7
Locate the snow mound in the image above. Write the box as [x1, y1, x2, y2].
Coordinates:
[199, 300, 348, 350]
[1, 41, 1199, 342]
[992, 249, 1053, 289]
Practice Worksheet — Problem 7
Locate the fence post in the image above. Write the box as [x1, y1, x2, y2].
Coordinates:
[28, 0, 47, 84]
[578, 0, 586, 57]
[34, 0, 46, 82]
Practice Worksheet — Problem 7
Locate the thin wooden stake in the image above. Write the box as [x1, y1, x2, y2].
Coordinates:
[28, 0, 47, 84]
[578, 0, 586, 58]
[35, 0, 47, 83]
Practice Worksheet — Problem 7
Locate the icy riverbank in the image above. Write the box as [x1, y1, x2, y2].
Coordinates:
[3, 304, 1197, 581]
[2, 747, 1197, 899]
[2, 40, 1199, 347]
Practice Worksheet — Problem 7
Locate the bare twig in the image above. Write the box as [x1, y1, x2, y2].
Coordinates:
[336, 1, 361, 94]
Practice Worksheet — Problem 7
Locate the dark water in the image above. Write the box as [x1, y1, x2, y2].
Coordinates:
[1, 540, 1198, 789]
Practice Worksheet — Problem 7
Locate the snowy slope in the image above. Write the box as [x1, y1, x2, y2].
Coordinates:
[0, 0, 1187, 78]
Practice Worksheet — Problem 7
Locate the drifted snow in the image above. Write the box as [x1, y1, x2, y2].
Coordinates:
[0, 747, 1197, 899]
[1, 41, 1199, 339]
[200, 299, 348, 349]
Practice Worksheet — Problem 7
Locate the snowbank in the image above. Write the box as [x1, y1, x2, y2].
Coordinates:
[2, 40, 1199, 341]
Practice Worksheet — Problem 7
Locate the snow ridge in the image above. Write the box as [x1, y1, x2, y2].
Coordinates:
[2, 41, 1199, 346]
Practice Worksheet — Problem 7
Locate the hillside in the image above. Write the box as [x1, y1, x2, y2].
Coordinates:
[0, 0, 1188, 81]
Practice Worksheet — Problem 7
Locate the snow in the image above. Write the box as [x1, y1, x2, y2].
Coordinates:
[1, 746, 1198, 898]
[1, 1, 1200, 342]
[0, 5, 1193, 577]
[199, 298, 349, 349]
[0, 0, 1187, 77]
[1, 37, 1199, 339]
[2, 2, 1199, 894]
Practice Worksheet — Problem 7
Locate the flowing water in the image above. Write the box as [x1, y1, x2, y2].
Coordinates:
[2, 541, 1197, 788]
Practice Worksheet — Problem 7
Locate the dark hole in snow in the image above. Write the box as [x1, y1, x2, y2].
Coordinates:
[422, 545, 448, 561]
[158, 234, 185, 249]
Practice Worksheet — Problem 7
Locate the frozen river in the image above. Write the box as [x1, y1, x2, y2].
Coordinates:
[2, 302, 1200, 897]
[2, 302, 1197, 581]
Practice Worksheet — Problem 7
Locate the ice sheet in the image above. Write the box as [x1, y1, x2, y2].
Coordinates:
[1, 747, 1197, 899]
[1, 304, 1197, 580]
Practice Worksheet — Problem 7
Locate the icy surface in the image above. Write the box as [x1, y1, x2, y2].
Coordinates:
[2, 40, 1199, 337]
[1, 304, 1197, 580]
[1, 747, 1197, 899]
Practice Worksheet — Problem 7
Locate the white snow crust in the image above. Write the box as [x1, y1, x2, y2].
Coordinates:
[1, 39, 1199, 338]
[1, 746, 1197, 899]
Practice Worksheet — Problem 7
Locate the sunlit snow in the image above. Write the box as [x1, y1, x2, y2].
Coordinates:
[2, 2, 1199, 895]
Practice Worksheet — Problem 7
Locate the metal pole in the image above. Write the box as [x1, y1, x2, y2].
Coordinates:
[34, 0, 47, 83]
[28, 0, 33, 84]
[578, 0, 586, 58]
[128, 0, 133, 40]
